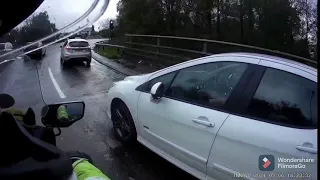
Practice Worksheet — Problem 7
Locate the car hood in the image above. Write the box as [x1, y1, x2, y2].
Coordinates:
[123, 73, 151, 83]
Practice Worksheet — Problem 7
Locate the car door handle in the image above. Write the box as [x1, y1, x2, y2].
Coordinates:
[192, 118, 214, 127]
[296, 145, 317, 154]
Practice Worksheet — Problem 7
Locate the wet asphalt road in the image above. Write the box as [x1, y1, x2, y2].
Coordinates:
[2, 39, 196, 180]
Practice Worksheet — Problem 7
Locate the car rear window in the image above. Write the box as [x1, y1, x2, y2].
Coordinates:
[69, 41, 89, 47]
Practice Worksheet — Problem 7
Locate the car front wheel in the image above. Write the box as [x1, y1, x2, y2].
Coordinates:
[111, 100, 137, 144]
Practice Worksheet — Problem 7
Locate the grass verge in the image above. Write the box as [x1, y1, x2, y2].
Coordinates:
[97, 47, 122, 59]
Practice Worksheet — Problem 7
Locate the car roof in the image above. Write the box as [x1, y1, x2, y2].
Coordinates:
[211, 52, 317, 75]
[68, 39, 88, 42]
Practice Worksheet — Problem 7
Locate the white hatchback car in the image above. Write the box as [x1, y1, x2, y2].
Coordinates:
[106, 53, 317, 180]
[60, 39, 91, 67]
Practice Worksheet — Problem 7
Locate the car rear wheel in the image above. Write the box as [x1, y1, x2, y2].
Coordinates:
[86, 60, 91, 67]
[111, 100, 137, 144]
[60, 58, 66, 67]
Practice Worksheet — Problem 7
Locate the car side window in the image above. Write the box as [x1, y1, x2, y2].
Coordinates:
[246, 68, 317, 128]
[144, 72, 176, 92]
[166, 62, 248, 109]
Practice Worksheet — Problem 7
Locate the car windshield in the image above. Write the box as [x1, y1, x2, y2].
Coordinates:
[0, 56, 45, 119]
[0, 0, 110, 111]
[25, 43, 39, 51]
[69, 41, 89, 47]
[27, 42, 37, 46]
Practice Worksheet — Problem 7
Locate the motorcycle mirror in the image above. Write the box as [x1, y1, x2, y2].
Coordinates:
[0, 93, 15, 109]
[41, 101, 85, 128]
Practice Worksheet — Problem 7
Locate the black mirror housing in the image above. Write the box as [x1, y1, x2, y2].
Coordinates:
[41, 101, 85, 128]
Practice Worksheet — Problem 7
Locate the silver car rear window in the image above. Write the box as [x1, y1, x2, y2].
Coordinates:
[69, 41, 89, 47]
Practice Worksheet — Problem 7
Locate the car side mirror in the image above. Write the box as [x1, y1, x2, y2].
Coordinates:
[150, 82, 164, 100]
[41, 101, 85, 128]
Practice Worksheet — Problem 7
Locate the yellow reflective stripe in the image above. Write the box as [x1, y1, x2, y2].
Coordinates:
[6, 108, 25, 116]
[5, 108, 25, 121]
[73, 160, 111, 180]
[57, 106, 68, 119]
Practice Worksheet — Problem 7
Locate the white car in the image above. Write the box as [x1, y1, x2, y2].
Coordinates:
[106, 53, 317, 180]
[60, 39, 91, 67]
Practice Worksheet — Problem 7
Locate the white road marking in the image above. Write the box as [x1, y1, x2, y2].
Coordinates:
[48, 67, 66, 98]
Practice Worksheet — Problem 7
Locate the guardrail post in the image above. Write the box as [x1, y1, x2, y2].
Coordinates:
[203, 42, 207, 53]
[156, 37, 160, 61]
[157, 37, 160, 53]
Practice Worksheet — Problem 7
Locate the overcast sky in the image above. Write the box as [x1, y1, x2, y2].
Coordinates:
[95, 0, 119, 28]
[30, 0, 119, 31]
[21, 0, 317, 32]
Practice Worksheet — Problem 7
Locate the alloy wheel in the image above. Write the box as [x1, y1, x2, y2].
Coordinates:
[114, 108, 131, 139]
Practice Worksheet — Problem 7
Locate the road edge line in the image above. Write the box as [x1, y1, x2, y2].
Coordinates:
[48, 67, 66, 99]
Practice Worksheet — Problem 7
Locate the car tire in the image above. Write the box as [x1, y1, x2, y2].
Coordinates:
[111, 100, 137, 145]
[60, 58, 66, 67]
[86, 61, 91, 67]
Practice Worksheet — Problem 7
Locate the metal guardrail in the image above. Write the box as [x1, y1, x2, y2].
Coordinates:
[95, 34, 317, 66]
[95, 42, 188, 59]
[125, 42, 212, 56]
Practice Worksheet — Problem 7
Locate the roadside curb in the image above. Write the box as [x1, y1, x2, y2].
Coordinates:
[91, 51, 136, 76]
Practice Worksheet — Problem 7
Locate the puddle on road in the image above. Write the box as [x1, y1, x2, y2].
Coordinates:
[108, 142, 197, 180]
[83, 126, 94, 134]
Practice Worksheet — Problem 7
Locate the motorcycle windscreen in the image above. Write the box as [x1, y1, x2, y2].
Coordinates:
[0, 0, 110, 60]
[0, 0, 110, 123]
[0, 56, 46, 123]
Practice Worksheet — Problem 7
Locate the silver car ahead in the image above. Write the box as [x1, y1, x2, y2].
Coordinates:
[60, 39, 91, 67]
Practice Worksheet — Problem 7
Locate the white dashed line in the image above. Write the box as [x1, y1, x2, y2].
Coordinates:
[48, 67, 66, 99]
